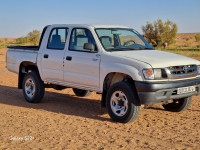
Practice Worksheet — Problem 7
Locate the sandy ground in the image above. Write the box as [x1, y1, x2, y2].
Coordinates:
[0, 49, 200, 150]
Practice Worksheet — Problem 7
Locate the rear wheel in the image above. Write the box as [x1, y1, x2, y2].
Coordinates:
[73, 88, 91, 97]
[23, 72, 45, 103]
[106, 82, 141, 123]
[162, 96, 192, 112]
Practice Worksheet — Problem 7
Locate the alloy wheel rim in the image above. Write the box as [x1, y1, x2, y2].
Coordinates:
[110, 91, 128, 117]
[25, 78, 36, 98]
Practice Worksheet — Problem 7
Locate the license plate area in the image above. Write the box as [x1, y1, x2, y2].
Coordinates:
[177, 86, 196, 95]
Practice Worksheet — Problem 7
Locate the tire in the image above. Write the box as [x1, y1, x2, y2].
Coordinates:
[73, 88, 91, 97]
[22, 72, 45, 103]
[106, 82, 141, 123]
[162, 96, 192, 112]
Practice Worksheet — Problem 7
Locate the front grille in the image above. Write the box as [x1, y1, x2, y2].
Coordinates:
[168, 65, 197, 75]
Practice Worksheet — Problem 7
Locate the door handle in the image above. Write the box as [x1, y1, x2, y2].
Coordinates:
[44, 54, 49, 58]
[66, 56, 72, 61]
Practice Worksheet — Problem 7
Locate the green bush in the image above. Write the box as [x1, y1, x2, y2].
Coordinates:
[185, 37, 190, 41]
[27, 30, 41, 45]
[16, 37, 28, 44]
[196, 44, 200, 48]
[142, 19, 178, 47]
[16, 30, 41, 45]
[195, 33, 200, 42]
[183, 43, 192, 47]
[4, 38, 8, 43]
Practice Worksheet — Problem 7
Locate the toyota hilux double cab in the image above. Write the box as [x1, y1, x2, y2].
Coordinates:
[6, 24, 200, 123]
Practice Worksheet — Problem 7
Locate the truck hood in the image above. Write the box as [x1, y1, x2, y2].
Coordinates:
[112, 50, 200, 68]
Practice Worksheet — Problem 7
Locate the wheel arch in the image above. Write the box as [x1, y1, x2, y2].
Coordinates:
[18, 61, 41, 89]
[100, 62, 143, 92]
[101, 72, 137, 107]
[102, 72, 135, 91]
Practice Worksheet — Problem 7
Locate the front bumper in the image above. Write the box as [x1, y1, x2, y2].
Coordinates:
[135, 78, 200, 104]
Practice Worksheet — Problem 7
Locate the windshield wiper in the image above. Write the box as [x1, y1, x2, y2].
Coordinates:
[107, 47, 154, 51]
[129, 47, 154, 50]
[143, 47, 154, 50]
[107, 47, 140, 51]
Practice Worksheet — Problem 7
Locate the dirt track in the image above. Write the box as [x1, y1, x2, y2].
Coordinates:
[0, 49, 200, 149]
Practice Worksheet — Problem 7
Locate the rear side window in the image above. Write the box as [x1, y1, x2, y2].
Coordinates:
[47, 28, 68, 50]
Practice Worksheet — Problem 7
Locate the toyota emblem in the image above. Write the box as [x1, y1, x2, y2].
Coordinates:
[183, 66, 189, 72]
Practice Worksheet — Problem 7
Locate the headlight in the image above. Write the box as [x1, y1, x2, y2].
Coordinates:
[143, 68, 167, 80]
[154, 69, 162, 79]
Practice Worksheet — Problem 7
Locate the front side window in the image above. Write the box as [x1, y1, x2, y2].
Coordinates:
[95, 28, 153, 51]
[69, 28, 96, 52]
[47, 28, 68, 50]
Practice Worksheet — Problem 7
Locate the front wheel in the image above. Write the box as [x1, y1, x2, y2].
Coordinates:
[106, 82, 141, 123]
[23, 72, 45, 103]
[162, 96, 192, 112]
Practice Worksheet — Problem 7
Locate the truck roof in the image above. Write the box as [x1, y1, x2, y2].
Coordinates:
[50, 24, 130, 29]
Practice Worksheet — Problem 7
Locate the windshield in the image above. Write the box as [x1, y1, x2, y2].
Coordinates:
[95, 28, 153, 51]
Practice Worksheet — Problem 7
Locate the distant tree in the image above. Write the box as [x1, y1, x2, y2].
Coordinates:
[0, 40, 2, 44]
[195, 33, 200, 42]
[16, 36, 28, 44]
[27, 30, 41, 45]
[4, 38, 8, 43]
[142, 19, 178, 47]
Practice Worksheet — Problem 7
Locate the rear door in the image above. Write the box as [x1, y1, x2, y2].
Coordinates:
[40, 28, 68, 81]
[63, 28, 100, 89]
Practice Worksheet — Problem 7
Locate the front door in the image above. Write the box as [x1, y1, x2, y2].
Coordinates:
[64, 28, 100, 89]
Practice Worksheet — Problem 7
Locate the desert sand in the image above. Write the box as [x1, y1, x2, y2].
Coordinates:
[0, 48, 200, 149]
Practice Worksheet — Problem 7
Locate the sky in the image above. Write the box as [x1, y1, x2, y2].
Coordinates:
[0, 0, 199, 38]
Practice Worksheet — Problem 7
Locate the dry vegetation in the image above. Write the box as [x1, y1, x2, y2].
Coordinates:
[155, 33, 200, 57]
[0, 34, 200, 149]
[169, 33, 200, 49]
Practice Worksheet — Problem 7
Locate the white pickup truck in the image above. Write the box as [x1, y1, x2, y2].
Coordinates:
[6, 24, 200, 123]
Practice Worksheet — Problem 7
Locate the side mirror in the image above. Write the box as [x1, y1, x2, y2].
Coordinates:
[84, 43, 97, 53]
